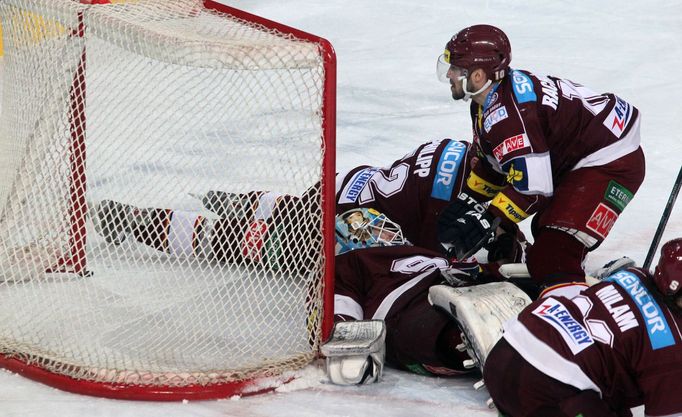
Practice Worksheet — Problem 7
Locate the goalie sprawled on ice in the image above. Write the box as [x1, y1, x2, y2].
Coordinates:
[91, 137, 526, 384]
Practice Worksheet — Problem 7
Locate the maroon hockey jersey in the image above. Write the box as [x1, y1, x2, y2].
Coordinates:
[502, 267, 682, 416]
[335, 139, 473, 253]
[334, 245, 469, 376]
[469, 70, 641, 225]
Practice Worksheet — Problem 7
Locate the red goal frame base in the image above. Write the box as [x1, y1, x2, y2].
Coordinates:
[0, 355, 295, 401]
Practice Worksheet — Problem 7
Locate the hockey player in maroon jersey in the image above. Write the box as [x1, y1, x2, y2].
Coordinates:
[93, 138, 523, 272]
[93, 200, 524, 382]
[329, 207, 484, 381]
[479, 238, 682, 417]
[435, 24, 645, 299]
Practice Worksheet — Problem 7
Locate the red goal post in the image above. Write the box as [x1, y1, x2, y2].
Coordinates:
[0, 0, 335, 400]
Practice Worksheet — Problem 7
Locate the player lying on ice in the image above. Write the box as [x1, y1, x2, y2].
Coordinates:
[89, 136, 536, 383]
[429, 239, 682, 416]
[92, 193, 525, 385]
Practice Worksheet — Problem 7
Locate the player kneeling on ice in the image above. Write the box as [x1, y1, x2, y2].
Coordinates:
[92, 200, 524, 385]
[432, 238, 682, 416]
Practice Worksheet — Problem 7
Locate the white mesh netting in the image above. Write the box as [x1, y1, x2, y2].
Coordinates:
[0, 0, 332, 396]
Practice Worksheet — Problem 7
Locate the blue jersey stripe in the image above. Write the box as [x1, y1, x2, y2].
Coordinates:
[606, 271, 676, 350]
[431, 141, 467, 201]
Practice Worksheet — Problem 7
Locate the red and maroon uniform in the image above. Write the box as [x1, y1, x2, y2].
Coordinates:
[484, 267, 682, 417]
[467, 70, 645, 285]
[335, 245, 470, 376]
[336, 138, 475, 253]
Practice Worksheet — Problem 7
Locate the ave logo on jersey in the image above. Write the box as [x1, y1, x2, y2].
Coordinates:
[493, 134, 529, 161]
[241, 220, 269, 262]
[532, 297, 594, 354]
[586, 203, 618, 238]
[603, 96, 632, 138]
[483, 106, 508, 133]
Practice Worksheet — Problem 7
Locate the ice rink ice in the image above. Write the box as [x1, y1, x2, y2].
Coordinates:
[1, 0, 681, 416]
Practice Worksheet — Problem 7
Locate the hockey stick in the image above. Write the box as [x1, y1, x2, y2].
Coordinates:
[643, 165, 682, 270]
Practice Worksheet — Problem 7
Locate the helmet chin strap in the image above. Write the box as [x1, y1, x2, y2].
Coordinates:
[459, 76, 492, 102]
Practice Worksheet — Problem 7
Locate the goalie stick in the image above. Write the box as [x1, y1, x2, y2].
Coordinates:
[643, 165, 682, 270]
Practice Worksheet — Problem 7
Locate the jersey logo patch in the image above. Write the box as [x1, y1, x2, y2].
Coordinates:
[431, 141, 466, 201]
[511, 70, 537, 104]
[604, 180, 633, 212]
[491, 193, 529, 223]
[606, 271, 676, 350]
[586, 203, 618, 239]
[493, 134, 529, 161]
[501, 158, 529, 192]
[532, 297, 593, 354]
[602, 96, 632, 138]
[338, 168, 378, 204]
[483, 106, 508, 133]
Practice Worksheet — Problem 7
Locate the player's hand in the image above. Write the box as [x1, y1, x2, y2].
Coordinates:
[438, 197, 499, 260]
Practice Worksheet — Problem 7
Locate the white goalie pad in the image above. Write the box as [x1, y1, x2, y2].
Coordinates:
[321, 320, 386, 385]
[428, 282, 531, 370]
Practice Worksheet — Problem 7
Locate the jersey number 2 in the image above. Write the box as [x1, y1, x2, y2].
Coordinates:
[357, 163, 409, 204]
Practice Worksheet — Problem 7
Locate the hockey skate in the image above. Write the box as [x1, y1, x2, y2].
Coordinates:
[91, 200, 138, 245]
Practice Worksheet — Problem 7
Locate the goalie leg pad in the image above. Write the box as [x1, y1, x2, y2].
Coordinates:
[321, 320, 386, 385]
[428, 282, 531, 370]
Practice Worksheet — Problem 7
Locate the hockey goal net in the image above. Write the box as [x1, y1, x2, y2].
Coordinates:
[0, 0, 336, 400]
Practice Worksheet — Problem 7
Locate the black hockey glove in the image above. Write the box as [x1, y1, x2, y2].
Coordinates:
[201, 190, 253, 220]
[437, 197, 500, 261]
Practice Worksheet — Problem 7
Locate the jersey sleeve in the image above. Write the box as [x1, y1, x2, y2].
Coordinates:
[481, 71, 555, 224]
[461, 140, 507, 202]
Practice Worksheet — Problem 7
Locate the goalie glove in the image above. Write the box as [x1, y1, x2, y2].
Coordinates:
[321, 320, 386, 385]
[438, 195, 501, 260]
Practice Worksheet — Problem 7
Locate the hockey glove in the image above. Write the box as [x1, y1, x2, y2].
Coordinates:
[591, 256, 636, 280]
[201, 190, 253, 220]
[438, 197, 500, 260]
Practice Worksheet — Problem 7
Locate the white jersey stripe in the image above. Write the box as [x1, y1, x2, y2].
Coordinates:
[503, 318, 602, 395]
[334, 294, 364, 320]
[572, 113, 641, 171]
[372, 269, 434, 320]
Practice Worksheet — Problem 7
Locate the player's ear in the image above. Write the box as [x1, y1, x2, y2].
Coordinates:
[471, 68, 488, 83]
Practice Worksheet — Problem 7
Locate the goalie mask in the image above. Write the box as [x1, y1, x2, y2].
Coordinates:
[335, 208, 407, 255]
